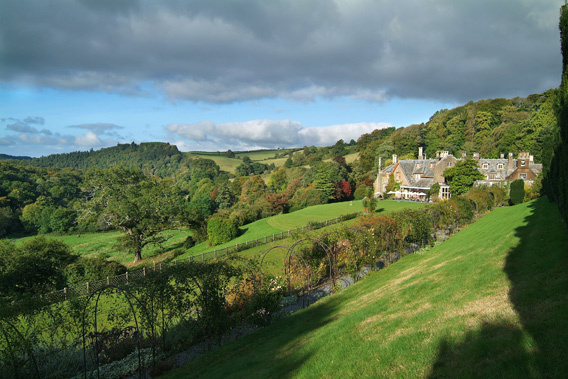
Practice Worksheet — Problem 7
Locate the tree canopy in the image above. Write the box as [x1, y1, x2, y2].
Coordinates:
[79, 166, 185, 262]
[443, 159, 485, 196]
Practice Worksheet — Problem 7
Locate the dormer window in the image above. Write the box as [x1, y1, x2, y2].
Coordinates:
[430, 162, 435, 168]
[497, 163, 503, 169]
[416, 163, 421, 168]
[482, 163, 488, 169]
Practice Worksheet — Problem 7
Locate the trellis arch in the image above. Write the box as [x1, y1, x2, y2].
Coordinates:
[81, 284, 149, 379]
[0, 318, 40, 379]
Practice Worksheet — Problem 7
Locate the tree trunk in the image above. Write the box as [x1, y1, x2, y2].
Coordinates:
[133, 249, 142, 263]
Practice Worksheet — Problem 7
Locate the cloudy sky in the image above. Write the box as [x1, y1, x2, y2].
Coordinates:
[0, 0, 563, 157]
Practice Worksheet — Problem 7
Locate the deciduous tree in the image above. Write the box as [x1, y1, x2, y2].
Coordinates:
[80, 167, 184, 262]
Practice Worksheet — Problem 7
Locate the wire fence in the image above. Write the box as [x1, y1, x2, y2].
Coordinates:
[46, 211, 362, 304]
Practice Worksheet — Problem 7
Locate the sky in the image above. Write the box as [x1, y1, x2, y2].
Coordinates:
[0, 0, 563, 158]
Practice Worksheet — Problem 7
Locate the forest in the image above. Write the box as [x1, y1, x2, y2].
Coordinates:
[0, 88, 560, 244]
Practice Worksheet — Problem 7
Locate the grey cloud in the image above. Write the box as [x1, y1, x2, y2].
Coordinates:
[6, 121, 39, 134]
[2, 117, 52, 135]
[0, 0, 562, 104]
[166, 120, 391, 150]
[23, 117, 45, 125]
[69, 122, 125, 135]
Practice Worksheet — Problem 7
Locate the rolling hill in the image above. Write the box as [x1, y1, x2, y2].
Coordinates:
[162, 197, 568, 378]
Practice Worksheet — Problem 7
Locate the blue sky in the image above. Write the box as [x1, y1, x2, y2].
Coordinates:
[0, 0, 563, 157]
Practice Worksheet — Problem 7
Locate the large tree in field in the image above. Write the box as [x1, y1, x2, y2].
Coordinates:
[443, 159, 484, 196]
[80, 166, 185, 262]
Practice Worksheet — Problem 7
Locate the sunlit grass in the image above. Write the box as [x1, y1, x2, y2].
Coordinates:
[161, 198, 568, 378]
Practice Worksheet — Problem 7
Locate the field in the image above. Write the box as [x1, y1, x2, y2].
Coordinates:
[13, 200, 424, 268]
[187, 149, 295, 174]
[177, 200, 426, 262]
[14, 229, 189, 267]
[162, 197, 568, 378]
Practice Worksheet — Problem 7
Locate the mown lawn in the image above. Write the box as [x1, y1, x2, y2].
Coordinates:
[177, 200, 426, 261]
[161, 197, 568, 378]
[14, 228, 189, 267]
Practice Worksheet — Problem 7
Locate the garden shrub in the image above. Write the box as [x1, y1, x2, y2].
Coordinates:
[509, 179, 526, 205]
[207, 214, 239, 246]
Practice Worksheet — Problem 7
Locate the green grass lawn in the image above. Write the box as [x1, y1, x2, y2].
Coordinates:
[176, 200, 426, 261]
[14, 228, 189, 267]
[187, 149, 293, 174]
[161, 197, 568, 378]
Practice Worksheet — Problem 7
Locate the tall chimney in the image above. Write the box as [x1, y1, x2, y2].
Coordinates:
[378, 156, 383, 171]
[508, 152, 514, 170]
[392, 154, 398, 164]
[418, 147, 424, 159]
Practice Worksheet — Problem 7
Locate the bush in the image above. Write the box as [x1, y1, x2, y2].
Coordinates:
[509, 179, 525, 205]
[207, 215, 239, 246]
[64, 257, 127, 286]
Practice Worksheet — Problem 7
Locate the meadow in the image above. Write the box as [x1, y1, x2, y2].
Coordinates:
[177, 200, 426, 261]
[162, 197, 568, 378]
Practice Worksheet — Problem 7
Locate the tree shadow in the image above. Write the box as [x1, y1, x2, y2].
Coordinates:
[429, 198, 568, 378]
[163, 294, 342, 378]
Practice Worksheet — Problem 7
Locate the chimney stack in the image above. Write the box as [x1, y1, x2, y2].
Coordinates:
[500, 153, 504, 159]
[378, 156, 383, 171]
[473, 152, 480, 160]
[418, 147, 424, 159]
[392, 154, 398, 164]
[508, 152, 514, 170]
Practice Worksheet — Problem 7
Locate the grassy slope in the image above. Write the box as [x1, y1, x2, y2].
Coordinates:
[178, 200, 426, 260]
[14, 229, 189, 267]
[162, 197, 568, 378]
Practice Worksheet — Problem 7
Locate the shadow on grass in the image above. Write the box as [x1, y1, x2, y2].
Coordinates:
[429, 198, 568, 378]
[162, 295, 342, 378]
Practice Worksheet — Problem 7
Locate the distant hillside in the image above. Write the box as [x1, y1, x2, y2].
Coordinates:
[355, 89, 557, 177]
[0, 153, 31, 161]
[27, 142, 188, 177]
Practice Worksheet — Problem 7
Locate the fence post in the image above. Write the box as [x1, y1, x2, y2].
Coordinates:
[64, 287, 67, 301]
[126, 271, 128, 282]
[159, 263, 162, 272]
[153, 261, 156, 272]
[86, 282, 89, 294]
[225, 246, 228, 255]
[188, 256, 191, 263]
[107, 276, 110, 286]
[214, 250, 217, 259]
[143, 267, 146, 277]
[201, 252, 204, 262]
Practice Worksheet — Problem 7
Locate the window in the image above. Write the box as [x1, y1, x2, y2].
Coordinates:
[521, 160, 526, 167]
[396, 172, 401, 181]
[430, 162, 435, 168]
[446, 162, 452, 167]
[497, 163, 503, 169]
[520, 173, 527, 180]
[488, 174, 495, 180]
[416, 163, 421, 168]
[482, 163, 488, 169]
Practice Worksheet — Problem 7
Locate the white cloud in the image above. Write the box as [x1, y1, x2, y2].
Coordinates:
[166, 120, 392, 151]
[299, 122, 392, 145]
[75, 131, 103, 146]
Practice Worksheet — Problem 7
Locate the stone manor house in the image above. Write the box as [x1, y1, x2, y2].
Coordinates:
[374, 147, 542, 200]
